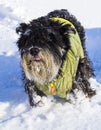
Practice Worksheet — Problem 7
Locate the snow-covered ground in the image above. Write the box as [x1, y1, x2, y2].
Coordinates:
[0, 1, 101, 130]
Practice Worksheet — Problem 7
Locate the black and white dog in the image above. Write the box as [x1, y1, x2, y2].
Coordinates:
[16, 9, 96, 106]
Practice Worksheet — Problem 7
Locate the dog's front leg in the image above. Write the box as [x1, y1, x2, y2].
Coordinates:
[25, 80, 46, 106]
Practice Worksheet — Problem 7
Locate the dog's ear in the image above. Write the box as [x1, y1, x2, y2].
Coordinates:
[47, 28, 60, 43]
[59, 24, 76, 35]
[16, 23, 28, 35]
[58, 24, 76, 50]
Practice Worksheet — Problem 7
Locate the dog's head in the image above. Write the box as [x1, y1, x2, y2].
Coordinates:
[16, 17, 72, 84]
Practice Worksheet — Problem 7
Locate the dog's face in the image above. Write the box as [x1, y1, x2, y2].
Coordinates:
[16, 18, 70, 85]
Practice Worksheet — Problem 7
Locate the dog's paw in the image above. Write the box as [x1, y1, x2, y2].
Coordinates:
[29, 95, 45, 107]
[87, 88, 96, 98]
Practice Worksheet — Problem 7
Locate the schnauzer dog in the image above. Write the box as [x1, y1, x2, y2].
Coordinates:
[16, 9, 96, 106]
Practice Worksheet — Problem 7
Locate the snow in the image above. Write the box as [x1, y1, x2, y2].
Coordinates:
[0, 1, 101, 130]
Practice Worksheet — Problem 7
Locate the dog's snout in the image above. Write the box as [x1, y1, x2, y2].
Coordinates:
[30, 47, 40, 56]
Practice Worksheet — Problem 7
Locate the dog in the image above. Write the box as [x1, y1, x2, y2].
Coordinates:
[16, 9, 96, 106]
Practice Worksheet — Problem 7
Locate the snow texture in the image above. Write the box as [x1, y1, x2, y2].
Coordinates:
[0, 1, 101, 130]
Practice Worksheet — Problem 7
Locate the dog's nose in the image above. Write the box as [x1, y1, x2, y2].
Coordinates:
[30, 47, 40, 56]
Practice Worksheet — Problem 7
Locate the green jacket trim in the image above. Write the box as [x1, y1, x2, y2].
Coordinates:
[35, 17, 85, 98]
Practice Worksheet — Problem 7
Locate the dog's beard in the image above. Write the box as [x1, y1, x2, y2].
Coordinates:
[21, 49, 61, 85]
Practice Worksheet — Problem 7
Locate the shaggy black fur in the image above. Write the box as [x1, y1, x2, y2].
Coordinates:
[16, 9, 96, 106]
